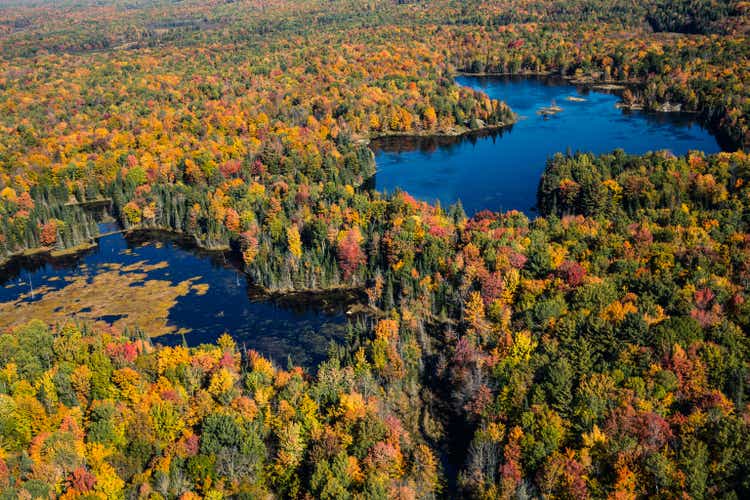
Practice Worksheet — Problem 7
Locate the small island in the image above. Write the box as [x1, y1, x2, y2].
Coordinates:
[538, 100, 563, 116]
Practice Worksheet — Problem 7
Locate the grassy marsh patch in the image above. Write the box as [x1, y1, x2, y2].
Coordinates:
[0, 260, 206, 336]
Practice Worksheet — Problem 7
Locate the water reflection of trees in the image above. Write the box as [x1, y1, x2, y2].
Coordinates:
[246, 285, 361, 316]
[0, 245, 99, 285]
[369, 124, 515, 155]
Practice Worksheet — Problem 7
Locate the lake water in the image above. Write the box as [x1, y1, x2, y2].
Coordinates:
[372, 75, 725, 214]
[0, 77, 728, 364]
[0, 228, 351, 368]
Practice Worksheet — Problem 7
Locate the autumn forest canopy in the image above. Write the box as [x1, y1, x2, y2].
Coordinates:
[0, 0, 750, 498]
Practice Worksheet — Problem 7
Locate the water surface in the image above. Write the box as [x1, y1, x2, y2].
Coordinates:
[0, 229, 350, 368]
[0, 77, 727, 365]
[372, 75, 724, 214]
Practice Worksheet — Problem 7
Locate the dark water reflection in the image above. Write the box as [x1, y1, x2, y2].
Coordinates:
[0, 229, 353, 369]
[371, 75, 725, 215]
[1, 77, 728, 367]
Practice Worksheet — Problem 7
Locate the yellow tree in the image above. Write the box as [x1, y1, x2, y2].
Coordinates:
[287, 226, 302, 259]
[465, 291, 486, 333]
[423, 106, 438, 130]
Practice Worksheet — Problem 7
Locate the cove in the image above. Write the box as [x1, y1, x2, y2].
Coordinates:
[0, 227, 352, 369]
[0, 77, 727, 371]
[371, 75, 725, 215]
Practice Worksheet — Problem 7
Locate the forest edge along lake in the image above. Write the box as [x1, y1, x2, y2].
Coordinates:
[0, 228, 358, 369]
[371, 75, 726, 215]
[0, 76, 731, 368]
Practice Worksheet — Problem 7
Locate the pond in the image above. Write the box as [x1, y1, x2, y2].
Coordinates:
[0, 77, 729, 366]
[0, 227, 352, 369]
[372, 75, 726, 214]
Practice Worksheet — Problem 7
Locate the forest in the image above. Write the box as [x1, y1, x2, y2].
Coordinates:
[0, 0, 749, 498]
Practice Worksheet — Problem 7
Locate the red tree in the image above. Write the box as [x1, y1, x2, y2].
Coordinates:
[39, 220, 58, 246]
[69, 467, 96, 492]
[220, 159, 242, 178]
[337, 228, 365, 281]
[500, 426, 524, 495]
[558, 260, 586, 287]
[225, 208, 240, 233]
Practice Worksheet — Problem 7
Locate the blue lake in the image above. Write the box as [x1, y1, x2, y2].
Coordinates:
[0, 77, 729, 365]
[372, 75, 725, 214]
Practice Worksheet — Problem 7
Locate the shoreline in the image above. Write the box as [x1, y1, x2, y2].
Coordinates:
[0, 226, 368, 308]
[455, 70, 555, 77]
[453, 71, 736, 147]
[0, 73, 736, 275]
[455, 69, 642, 85]
[359, 119, 515, 145]
[0, 241, 99, 271]
[0, 226, 221, 275]
[365, 120, 513, 145]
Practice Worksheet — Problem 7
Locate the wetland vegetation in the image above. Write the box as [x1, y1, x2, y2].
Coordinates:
[0, 1, 749, 498]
